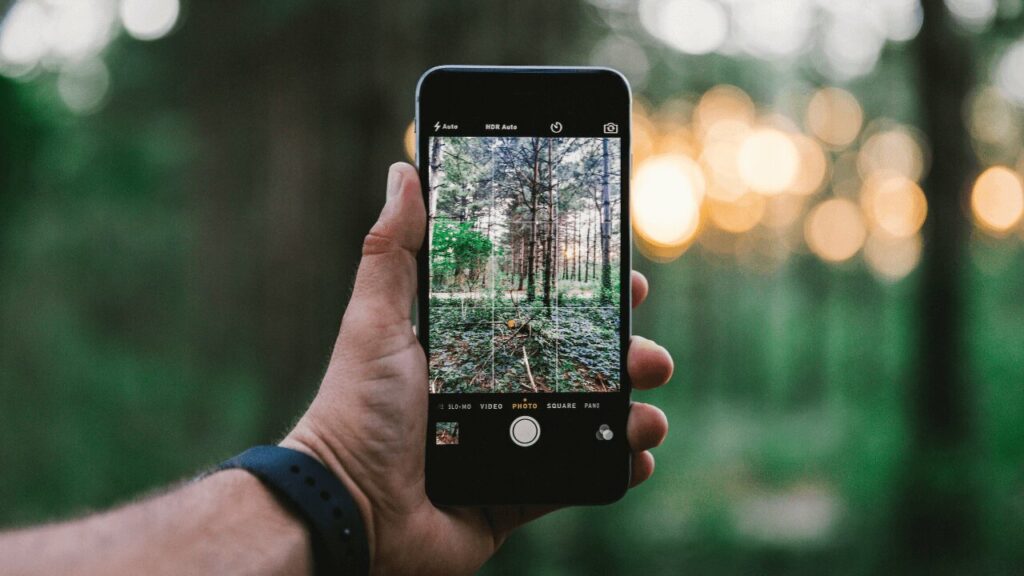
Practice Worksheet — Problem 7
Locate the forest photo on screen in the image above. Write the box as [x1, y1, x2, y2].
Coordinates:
[427, 136, 622, 394]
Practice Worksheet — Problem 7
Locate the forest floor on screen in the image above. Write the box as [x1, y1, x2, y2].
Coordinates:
[427, 136, 622, 394]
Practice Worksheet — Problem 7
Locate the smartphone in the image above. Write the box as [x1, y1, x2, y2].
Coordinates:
[416, 66, 631, 505]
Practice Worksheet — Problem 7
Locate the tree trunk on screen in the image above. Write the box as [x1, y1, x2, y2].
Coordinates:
[518, 235, 525, 291]
[584, 218, 592, 283]
[428, 137, 442, 257]
[543, 139, 555, 309]
[525, 139, 542, 303]
[599, 138, 611, 304]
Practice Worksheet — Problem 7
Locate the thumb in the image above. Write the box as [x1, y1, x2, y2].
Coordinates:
[344, 162, 425, 329]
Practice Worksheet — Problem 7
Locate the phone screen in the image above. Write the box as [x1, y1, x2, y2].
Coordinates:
[417, 67, 631, 505]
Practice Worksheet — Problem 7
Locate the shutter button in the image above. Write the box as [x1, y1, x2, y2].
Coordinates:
[510, 416, 540, 447]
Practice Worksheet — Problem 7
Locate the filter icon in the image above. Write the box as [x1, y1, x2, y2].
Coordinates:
[596, 424, 614, 441]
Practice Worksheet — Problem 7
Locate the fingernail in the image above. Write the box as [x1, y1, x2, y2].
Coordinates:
[386, 164, 405, 203]
[632, 335, 653, 347]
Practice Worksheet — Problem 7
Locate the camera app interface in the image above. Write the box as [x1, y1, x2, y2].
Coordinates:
[427, 136, 622, 395]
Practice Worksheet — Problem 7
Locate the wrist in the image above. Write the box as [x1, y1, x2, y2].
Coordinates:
[280, 425, 377, 572]
[207, 469, 312, 570]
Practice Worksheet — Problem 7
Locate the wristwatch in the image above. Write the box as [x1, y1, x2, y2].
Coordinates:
[217, 445, 370, 576]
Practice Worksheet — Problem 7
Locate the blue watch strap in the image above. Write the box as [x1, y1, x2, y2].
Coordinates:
[218, 445, 370, 576]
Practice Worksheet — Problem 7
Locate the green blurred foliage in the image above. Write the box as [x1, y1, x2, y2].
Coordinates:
[0, 1, 1023, 575]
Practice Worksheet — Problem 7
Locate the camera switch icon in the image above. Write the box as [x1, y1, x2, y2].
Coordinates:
[603, 122, 618, 135]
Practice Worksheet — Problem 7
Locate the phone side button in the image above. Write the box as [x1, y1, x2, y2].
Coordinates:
[510, 416, 540, 447]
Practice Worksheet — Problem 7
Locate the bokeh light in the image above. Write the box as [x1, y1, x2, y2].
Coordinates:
[945, 0, 998, 32]
[971, 166, 1024, 234]
[404, 121, 416, 161]
[760, 193, 806, 230]
[806, 87, 863, 149]
[590, 34, 650, 89]
[694, 85, 756, 135]
[738, 128, 800, 195]
[57, 58, 111, 115]
[632, 154, 705, 259]
[864, 231, 922, 281]
[819, 10, 887, 80]
[0, 0, 178, 80]
[632, 105, 657, 165]
[0, 0, 116, 77]
[0, 1, 50, 71]
[860, 174, 928, 238]
[638, 0, 727, 55]
[51, 0, 117, 60]
[700, 119, 750, 201]
[857, 125, 928, 182]
[805, 198, 867, 262]
[732, 0, 813, 59]
[656, 125, 699, 158]
[789, 133, 829, 196]
[706, 193, 766, 234]
[967, 86, 1023, 163]
[120, 0, 180, 41]
[995, 40, 1024, 106]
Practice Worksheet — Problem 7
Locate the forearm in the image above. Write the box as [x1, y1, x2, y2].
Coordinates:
[0, 470, 311, 576]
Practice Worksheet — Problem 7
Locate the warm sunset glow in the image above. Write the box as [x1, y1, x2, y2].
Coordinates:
[632, 154, 705, 250]
[632, 109, 657, 165]
[860, 175, 927, 238]
[694, 85, 756, 135]
[806, 87, 863, 148]
[967, 86, 1022, 149]
[971, 166, 1024, 234]
[805, 198, 867, 262]
[864, 231, 922, 281]
[656, 126, 699, 157]
[404, 121, 416, 161]
[789, 133, 829, 196]
[858, 126, 927, 182]
[761, 194, 806, 229]
[738, 128, 800, 195]
[700, 119, 750, 201]
[706, 193, 766, 233]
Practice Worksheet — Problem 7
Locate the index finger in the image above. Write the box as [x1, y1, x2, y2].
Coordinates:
[631, 271, 648, 309]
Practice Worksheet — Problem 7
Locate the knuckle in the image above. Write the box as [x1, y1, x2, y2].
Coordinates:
[362, 228, 397, 257]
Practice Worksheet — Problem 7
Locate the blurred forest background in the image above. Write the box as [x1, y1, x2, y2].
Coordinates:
[1, 0, 1023, 574]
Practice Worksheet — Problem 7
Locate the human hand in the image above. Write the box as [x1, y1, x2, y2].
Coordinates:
[283, 162, 673, 575]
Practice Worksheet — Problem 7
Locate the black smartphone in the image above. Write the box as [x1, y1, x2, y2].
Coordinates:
[416, 66, 631, 506]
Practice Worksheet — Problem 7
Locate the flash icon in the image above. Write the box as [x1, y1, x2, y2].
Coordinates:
[433, 122, 441, 132]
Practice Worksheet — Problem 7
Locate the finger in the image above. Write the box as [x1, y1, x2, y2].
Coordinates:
[629, 451, 655, 488]
[345, 163, 425, 327]
[631, 271, 649, 309]
[628, 336, 673, 390]
[627, 401, 668, 452]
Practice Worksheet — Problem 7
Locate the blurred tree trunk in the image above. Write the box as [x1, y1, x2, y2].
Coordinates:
[896, 1, 978, 572]
[181, 0, 584, 439]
